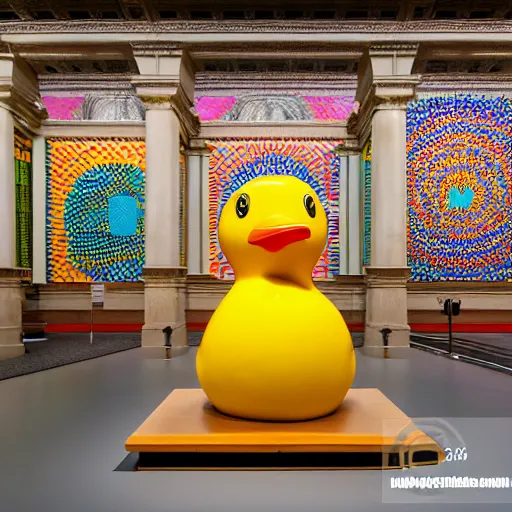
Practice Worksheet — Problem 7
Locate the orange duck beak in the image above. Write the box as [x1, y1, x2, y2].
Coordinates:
[248, 225, 311, 253]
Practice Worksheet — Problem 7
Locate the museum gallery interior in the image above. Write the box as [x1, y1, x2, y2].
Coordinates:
[1, 1, 512, 361]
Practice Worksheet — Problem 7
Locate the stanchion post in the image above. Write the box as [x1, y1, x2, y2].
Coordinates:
[442, 298, 461, 356]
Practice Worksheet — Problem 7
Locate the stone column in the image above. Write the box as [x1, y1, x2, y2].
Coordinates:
[0, 54, 44, 360]
[186, 152, 202, 275]
[338, 156, 348, 275]
[132, 45, 199, 357]
[349, 44, 420, 356]
[347, 154, 362, 275]
[0, 106, 24, 359]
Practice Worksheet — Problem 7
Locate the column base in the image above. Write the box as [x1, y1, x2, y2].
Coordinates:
[364, 266, 410, 356]
[142, 267, 188, 359]
[360, 345, 412, 359]
[0, 342, 25, 361]
[0, 268, 30, 361]
[140, 345, 190, 360]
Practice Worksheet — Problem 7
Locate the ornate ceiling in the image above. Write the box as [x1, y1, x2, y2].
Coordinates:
[0, 0, 511, 22]
[1, 1, 512, 88]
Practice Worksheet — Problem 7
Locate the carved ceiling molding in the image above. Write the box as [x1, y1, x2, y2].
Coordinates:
[189, 41, 363, 54]
[369, 43, 419, 54]
[419, 74, 512, 90]
[195, 72, 357, 94]
[39, 73, 135, 92]
[195, 72, 357, 83]
[0, 54, 47, 131]
[1, 19, 512, 34]
[131, 43, 183, 56]
[192, 49, 362, 60]
[0, 89, 47, 132]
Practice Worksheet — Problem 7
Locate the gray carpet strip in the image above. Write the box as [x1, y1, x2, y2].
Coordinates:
[0, 331, 362, 381]
[0, 333, 141, 381]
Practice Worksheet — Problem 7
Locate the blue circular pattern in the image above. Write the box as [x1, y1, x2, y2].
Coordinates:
[218, 154, 329, 220]
[64, 163, 145, 281]
[407, 94, 512, 281]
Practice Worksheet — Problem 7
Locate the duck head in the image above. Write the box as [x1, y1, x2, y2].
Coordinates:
[218, 175, 328, 287]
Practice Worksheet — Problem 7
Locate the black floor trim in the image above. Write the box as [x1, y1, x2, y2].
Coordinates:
[128, 449, 440, 470]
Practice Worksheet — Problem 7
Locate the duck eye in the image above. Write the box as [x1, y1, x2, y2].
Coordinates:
[236, 193, 250, 218]
[303, 194, 316, 218]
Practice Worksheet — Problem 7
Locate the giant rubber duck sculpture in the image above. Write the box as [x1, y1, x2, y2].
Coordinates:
[196, 175, 356, 421]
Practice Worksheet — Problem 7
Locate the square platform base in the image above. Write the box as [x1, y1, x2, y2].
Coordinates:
[125, 388, 444, 470]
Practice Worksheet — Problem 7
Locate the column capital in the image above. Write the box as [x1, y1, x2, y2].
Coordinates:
[333, 138, 360, 154]
[0, 53, 47, 133]
[131, 46, 199, 140]
[136, 86, 200, 141]
[348, 43, 421, 140]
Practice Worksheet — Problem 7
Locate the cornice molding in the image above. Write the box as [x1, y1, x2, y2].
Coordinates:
[418, 74, 512, 92]
[0, 54, 47, 131]
[195, 72, 357, 94]
[39, 73, 134, 84]
[1, 20, 512, 35]
[368, 43, 419, 55]
[39, 73, 136, 93]
[192, 49, 362, 60]
[131, 43, 183, 56]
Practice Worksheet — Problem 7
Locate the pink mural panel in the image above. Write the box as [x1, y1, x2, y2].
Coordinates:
[42, 96, 85, 120]
[302, 96, 355, 122]
[195, 96, 237, 121]
[194, 95, 355, 122]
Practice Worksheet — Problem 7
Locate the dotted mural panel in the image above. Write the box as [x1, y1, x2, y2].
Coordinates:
[195, 96, 355, 122]
[207, 140, 341, 280]
[46, 138, 146, 282]
[14, 130, 32, 269]
[407, 95, 512, 281]
[361, 140, 372, 268]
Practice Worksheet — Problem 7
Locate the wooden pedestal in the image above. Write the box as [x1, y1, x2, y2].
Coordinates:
[125, 388, 444, 470]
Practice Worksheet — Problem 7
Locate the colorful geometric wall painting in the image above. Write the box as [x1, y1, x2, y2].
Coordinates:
[14, 130, 33, 269]
[195, 96, 355, 123]
[207, 140, 341, 280]
[361, 140, 372, 268]
[407, 94, 512, 281]
[46, 138, 146, 282]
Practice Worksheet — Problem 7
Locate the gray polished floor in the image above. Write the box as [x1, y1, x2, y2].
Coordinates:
[1, 346, 512, 512]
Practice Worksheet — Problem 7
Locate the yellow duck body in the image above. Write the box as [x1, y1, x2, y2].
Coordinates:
[196, 175, 356, 421]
